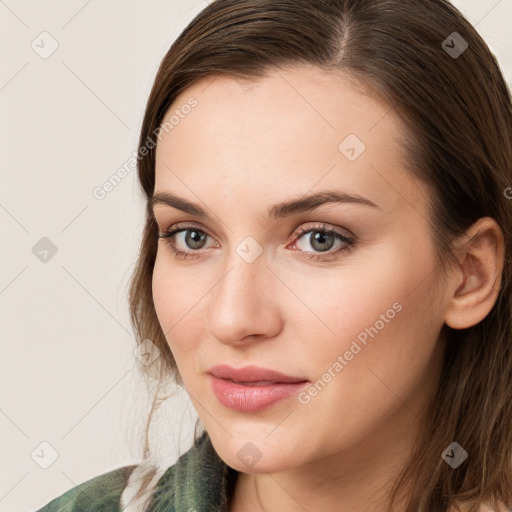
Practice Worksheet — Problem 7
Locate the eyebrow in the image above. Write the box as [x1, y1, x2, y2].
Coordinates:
[149, 189, 380, 220]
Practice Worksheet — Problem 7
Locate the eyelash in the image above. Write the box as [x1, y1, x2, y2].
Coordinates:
[157, 222, 356, 262]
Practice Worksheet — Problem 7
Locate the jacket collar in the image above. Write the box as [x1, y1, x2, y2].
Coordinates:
[149, 431, 239, 511]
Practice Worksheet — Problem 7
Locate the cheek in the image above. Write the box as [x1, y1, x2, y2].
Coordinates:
[152, 250, 197, 326]
[151, 254, 173, 331]
[152, 255, 186, 354]
[151, 252, 207, 361]
[289, 235, 440, 375]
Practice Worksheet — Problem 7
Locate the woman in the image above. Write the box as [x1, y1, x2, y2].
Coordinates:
[35, 0, 512, 511]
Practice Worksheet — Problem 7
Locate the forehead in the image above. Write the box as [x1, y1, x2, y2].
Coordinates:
[153, 65, 426, 217]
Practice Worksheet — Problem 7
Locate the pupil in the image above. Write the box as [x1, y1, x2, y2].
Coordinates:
[187, 230, 205, 249]
[312, 232, 333, 252]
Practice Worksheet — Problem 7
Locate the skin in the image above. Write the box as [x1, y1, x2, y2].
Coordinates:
[151, 64, 504, 512]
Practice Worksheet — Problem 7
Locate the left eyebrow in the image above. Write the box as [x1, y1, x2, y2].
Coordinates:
[149, 189, 380, 220]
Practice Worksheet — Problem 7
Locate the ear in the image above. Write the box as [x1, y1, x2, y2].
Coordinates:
[444, 217, 505, 330]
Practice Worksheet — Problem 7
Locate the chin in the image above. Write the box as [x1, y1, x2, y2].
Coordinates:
[210, 433, 304, 474]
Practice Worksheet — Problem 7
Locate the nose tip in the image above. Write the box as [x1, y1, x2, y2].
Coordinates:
[206, 259, 283, 346]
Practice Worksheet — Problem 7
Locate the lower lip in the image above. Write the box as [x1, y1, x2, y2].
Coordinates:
[209, 375, 309, 412]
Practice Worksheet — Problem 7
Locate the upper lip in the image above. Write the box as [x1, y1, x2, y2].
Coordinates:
[209, 364, 308, 383]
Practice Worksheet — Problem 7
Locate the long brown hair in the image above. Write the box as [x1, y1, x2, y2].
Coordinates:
[127, 1, 512, 510]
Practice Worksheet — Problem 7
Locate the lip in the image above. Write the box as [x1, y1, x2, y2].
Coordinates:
[208, 364, 309, 412]
[208, 364, 308, 384]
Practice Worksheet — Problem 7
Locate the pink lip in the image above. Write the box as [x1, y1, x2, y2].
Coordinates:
[208, 364, 307, 383]
[208, 364, 309, 412]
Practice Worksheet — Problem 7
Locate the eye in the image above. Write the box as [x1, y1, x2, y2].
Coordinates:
[288, 222, 356, 262]
[157, 222, 357, 262]
[157, 222, 216, 260]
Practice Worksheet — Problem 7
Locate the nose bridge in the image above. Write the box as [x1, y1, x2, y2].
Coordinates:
[213, 242, 267, 311]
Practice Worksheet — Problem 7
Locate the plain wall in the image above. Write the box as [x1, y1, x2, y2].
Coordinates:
[0, 1, 511, 511]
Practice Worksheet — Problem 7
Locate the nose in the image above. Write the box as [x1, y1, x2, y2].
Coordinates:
[207, 253, 283, 346]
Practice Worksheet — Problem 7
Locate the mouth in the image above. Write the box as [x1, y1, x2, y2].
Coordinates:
[207, 365, 309, 412]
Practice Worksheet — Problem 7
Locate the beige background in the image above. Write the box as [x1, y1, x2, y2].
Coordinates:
[0, 1, 511, 511]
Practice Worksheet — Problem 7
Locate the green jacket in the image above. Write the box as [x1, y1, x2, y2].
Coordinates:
[34, 432, 239, 511]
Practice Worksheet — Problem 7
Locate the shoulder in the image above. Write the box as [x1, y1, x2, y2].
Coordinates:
[33, 464, 137, 512]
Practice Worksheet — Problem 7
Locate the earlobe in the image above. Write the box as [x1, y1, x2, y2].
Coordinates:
[444, 217, 504, 330]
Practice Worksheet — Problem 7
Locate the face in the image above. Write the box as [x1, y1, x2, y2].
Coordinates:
[151, 64, 450, 476]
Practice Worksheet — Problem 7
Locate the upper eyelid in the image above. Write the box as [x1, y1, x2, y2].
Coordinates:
[153, 210, 354, 233]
